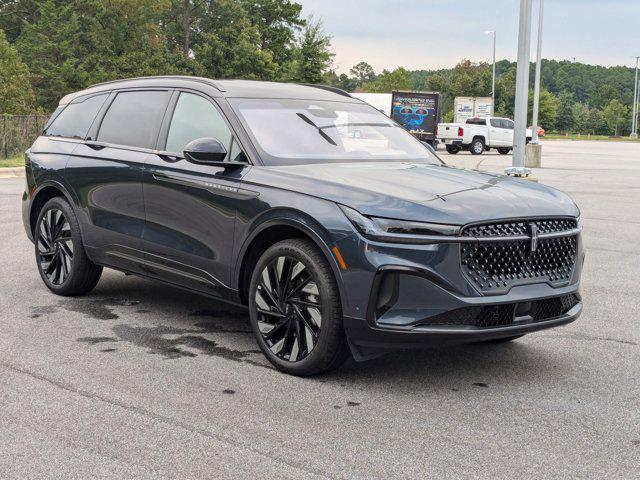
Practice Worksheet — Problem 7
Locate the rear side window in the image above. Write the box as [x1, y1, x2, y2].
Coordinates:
[98, 91, 169, 149]
[466, 118, 486, 125]
[165, 92, 232, 154]
[44, 94, 108, 139]
[489, 119, 501, 128]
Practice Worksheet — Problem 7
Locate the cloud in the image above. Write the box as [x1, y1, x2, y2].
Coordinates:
[297, 0, 640, 73]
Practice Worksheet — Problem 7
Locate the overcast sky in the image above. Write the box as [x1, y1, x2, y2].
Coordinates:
[297, 0, 640, 74]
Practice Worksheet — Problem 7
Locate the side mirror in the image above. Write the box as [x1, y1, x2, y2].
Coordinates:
[183, 137, 245, 169]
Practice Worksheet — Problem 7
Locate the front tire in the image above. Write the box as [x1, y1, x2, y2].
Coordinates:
[497, 147, 511, 155]
[35, 197, 102, 296]
[248, 239, 349, 376]
[470, 137, 485, 155]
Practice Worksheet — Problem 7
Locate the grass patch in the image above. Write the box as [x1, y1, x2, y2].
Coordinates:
[0, 155, 25, 168]
[542, 134, 640, 142]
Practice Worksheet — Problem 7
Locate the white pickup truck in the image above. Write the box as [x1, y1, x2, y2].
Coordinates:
[437, 117, 532, 155]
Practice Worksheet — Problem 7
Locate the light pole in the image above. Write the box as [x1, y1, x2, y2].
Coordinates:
[531, 0, 544, 144]
[485, 30, 497, 110]
[506, 0, 533, 176]
[631, 56, 639, 139]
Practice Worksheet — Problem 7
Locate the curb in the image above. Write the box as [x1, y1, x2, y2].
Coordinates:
[0, 167, 25, 179]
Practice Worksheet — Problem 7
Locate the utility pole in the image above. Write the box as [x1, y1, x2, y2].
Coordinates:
[485, 30, 497, 110]
[506, 0, 533, 176]
[531, 0, 544, 144]
[631, 56, 639, 139]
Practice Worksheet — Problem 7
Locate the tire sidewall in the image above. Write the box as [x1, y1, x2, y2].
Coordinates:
[35, 197, 83, 292]
[248, 240, 341, 374]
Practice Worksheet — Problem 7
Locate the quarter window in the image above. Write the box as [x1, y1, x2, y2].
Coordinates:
[44, 94, 108, 139]
[97, 91, 169, 149]
[165, 93, 232, 154]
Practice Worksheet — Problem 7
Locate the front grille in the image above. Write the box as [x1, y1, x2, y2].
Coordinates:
[460, 218, 579, 294]
[418, 294, 580, 328]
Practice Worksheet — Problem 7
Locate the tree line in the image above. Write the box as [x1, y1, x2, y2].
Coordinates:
[1, 0, 637, 136]
[331, 59, 637, 136]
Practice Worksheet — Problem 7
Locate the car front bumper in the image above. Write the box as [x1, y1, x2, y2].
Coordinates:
[333, 229, 584, 357]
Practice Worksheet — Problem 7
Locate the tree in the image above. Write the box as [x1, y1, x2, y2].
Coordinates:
[361, 67, 412, 93]
[293, 16, 333, 83]
[0, 29, 36, 113]
[240, 0, 305, 66]
[528, 88, 558, 130]
[350, 61, 375, 86]
[603, 99, 628, 136]
[571, 103, 589, 133]
[16, 0, 87, 110]
[586, 107, 605, 135]
[554, 92, 576, 133]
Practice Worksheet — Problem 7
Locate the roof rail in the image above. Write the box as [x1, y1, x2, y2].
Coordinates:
[88, 75, 226, 92]
[298, 83, 352, 98]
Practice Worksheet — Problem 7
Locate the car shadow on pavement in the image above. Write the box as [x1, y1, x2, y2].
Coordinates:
[32, 273, 568, 387]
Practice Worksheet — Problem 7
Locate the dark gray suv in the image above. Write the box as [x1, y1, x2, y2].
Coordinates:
[22, 77, 584, 375]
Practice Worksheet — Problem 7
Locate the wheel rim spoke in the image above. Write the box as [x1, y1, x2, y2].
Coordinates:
[255, 255, 322, 363]
[37, 208, 74, 285]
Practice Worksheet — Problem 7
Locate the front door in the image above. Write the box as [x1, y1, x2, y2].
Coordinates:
[142, 91, 251, 297]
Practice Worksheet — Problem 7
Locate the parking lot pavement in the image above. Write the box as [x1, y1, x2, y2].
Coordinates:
[1, 140, 639, 479]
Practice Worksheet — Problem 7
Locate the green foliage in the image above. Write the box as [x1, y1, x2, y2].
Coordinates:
[350, 61, 375, 87]
[360, 67, 412, 93]
[0, 29, 36, 113]
[554, 92, 576, 133]
[292, 17, 333, 83]
[528, 88, 558, 130]
[603, 99, 629, 136]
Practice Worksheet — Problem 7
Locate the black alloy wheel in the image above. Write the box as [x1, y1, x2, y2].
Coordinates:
[248, 239, 349, 375]
[35, 197, 103, 296]
[37, 207, 74, 285]
[254, 255, 321, 362]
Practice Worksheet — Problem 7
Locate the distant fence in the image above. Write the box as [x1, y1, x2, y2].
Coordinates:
[1, 114, 49, 159]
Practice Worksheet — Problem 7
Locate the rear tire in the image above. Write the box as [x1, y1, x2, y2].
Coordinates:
[248, 239, 349, 376]
[497, 147, 511, 155]
[470, 137, 485, 155]
[35, 197, 102, 296]
[445, 145, 460, 154]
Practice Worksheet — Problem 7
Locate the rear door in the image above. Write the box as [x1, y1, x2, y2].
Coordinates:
[141, 90, 252, 297]
[66, 89, 172, 273]
[488, 118, 508, 146]
[502, 119, 515, 145]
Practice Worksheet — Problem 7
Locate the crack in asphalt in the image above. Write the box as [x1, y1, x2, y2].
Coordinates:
[0, 360, 331, 479]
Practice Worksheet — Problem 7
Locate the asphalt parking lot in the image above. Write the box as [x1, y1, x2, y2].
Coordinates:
[1, 140, 638, 479]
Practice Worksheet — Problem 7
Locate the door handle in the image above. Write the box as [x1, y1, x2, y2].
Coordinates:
[85, 140, 106, 150]
[155, 151, 183, 163]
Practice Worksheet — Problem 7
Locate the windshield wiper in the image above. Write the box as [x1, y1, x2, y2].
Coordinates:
[320, 122, 392, 129]
[296, 113, 337, 146]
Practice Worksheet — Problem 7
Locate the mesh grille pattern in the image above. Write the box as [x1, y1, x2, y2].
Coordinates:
[417, 294, 579, 328]
[462, 218, 577, 238]
[461, 219, 578, 293]
[533, 294, 580, 321]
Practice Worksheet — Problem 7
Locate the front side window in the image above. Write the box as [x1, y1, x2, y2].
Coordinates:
[231, 99, 439, 166]
[97, 91, 169, 149]
[44, 94, 108, 139]
[503, 119, 514, 130]
[165, 93, 232, 154]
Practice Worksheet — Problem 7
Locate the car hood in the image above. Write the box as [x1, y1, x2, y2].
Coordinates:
[247, 162, 579, 225]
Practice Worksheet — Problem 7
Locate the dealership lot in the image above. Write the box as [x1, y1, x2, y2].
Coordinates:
[0, 140, 638, 478]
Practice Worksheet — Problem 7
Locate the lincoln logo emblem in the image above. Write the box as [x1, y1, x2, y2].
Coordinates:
[529, 223, 539, 253]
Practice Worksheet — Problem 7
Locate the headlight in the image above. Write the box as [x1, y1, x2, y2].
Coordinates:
[339, 205, 460, 244]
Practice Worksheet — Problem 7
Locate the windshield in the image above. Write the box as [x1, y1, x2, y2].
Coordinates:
[230, 98, 441, 166]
